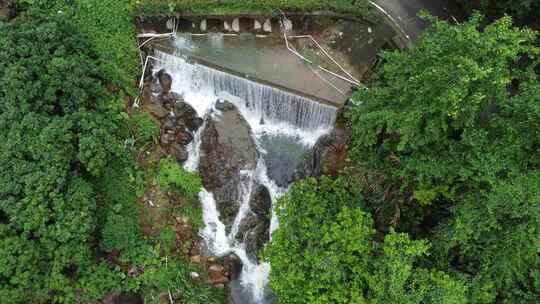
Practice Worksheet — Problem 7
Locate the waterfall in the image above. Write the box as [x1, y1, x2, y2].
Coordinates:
[152, 40, 336, 304]
[153, 50, 337, 132]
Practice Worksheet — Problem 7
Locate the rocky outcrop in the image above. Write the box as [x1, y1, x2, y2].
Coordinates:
[199, 100, 258, 231]
[143, 70, 203, 163]
[235, 185, 272, 261]
[295, 127, 349, 179]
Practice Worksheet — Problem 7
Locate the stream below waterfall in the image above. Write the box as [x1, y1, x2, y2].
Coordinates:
[152, 35, 337, 304]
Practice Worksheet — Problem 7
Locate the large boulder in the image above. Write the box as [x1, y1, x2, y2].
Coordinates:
[144, 101, 169, 119]
[174, 102, 203, 132]
[157, 69, 172, 94]
[199, 100, 258, 231]
[295, 127, 349, 179]
[235, 185, 272, 261]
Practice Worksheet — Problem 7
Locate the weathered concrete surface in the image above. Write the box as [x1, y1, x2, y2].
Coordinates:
[370, 0, 465, 41]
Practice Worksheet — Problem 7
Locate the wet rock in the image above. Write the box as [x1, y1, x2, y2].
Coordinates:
[249, 185, 272, 217]
[160, 92, 181, 110]
[101, 291, 121, 304]
[160, 132, 175, 146]
[174, 101, 203, 132]
[208, 264, 229, 285]
[215, 100, 236, 111]
[0, 1, 13, 19]
[173, 101, 196, 118]
[170, 143, 188, 162]
[208, 264, 224, 273]
[200, 100, 258, 231]
[235, 185, 271, 261]
[176, 131, 194, 145]
[145, 102, 168, 119]
[295, 128, 349, 179]
[157, 69, 172, 94]
[162, 117, 176, 131]
[216, 253, 243, 281]
[260, 134, 307, 187]
[190, 255, 201, 264]
[187, 117, 204, 132]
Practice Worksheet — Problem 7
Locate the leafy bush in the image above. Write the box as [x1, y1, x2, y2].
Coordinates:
[0, 8, 134, 302]
[102, 212, 143, 252]
[15, 0, 140, 93]
[264, 177, 467, 303]
[346, 13, 540, 303]
[140, 259, 214, 304]
[131, 111, 160, 148]
[458, 0, 540, 20]
[158, 157, 202, 199]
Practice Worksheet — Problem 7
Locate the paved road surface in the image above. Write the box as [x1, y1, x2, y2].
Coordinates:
[371, 0, 466, 41]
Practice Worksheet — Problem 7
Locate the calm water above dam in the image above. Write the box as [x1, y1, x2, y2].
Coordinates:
[152, 33, 354, 106]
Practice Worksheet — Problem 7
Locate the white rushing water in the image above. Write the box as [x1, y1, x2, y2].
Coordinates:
[152, 38, 336, 303]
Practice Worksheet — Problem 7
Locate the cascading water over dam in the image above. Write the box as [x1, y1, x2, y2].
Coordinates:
[150, 34, 338, 304]
[153, 49, 337, 131]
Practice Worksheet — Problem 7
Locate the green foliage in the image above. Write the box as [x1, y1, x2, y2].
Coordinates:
[15, 0, 140, 92]
[76, 263, 123, 302]
[94, 156, 146, 254]
[158, 157, 203, 199]
[131, 111, 160, 148]
[137, 0, 376, 21]
[159, 227, 177, 252]
[346, 13, 540, 303]
[458, 0, 540, 20]
[433, 173, 540, 303]
[157, 158, 204, 229]
[140, 258, 214, 304]
[264, 177, 467, 304]
[102, 211, 143, 252]
[117, 243, 216, 304]
[347, 13, 539, 205]
[0, 10, 125, 303]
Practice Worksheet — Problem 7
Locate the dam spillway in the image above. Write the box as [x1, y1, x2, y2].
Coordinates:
[153, 49, 338, 131]
[149, 33, 353, 108]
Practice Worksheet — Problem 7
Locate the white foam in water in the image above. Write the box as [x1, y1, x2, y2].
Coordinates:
[184, 119, 206, 172]
[152, 38, 335, 303]
[199, 189, 230, 255]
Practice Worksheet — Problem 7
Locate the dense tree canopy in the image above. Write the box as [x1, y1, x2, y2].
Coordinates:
[264, 177, 467, 304]
[0, 9, 125, 302]
[458, 0, 540, 20]
[346, 13, 540, 303]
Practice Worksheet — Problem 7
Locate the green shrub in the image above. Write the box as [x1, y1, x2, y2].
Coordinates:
[131, 111, 160, 148]
[102, 211, 143, 252]
[346, 13, 540, 303]
[139, 258, 214, 304]
[0, 9, 126, 303]
[15, 0, 140, 93]
[157, 157, 202, 199]
[264, 177, 467, 303]
[458, 0, 539, 20]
